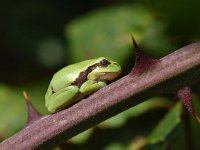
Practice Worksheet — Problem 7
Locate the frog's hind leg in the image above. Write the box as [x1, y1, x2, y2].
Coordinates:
[47, 85, 80, 113]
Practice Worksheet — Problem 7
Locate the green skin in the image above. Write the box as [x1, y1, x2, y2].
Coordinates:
[45, 57, 121, 113]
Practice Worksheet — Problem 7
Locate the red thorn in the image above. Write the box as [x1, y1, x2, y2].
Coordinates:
[23, 91, 43, 126]
[177, 86, 200, 124]
[130, 36, 160, 75]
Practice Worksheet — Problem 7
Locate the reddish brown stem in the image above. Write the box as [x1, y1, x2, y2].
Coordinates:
[177, 86, 200, 123]
[130, 36, 160, 75]
[0, 41, 200, 149]
[23, 91, 43, 125]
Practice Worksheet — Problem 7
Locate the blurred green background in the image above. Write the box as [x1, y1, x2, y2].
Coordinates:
[0, 0, 200, 149]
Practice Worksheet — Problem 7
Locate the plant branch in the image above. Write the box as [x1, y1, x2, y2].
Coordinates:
[1, 42, 200, 150]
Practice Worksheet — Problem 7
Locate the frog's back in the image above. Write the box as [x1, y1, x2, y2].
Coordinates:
[51, 58, 105, 91]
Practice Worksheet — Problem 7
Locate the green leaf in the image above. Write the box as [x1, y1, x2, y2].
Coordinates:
[103, 142, 126, 150]
[65, 5, 174, 66]
[68, 128, 94, 144]
[99, 97, 174, 129]
[0, 84, 26, 139]
[0, 82, 48, 140]
[144, 102, 184, 149]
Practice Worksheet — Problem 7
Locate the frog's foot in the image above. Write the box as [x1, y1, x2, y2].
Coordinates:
[80, 80, 106, 95]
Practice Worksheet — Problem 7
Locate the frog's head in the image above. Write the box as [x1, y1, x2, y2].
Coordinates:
[88, 57, 121, 81]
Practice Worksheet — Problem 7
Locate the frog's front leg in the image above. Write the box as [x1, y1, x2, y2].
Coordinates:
[80, 80, 106, 95]
[46, 85, 80, 113]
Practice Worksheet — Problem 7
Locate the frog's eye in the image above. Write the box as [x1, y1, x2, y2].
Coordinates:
[99, 59, 110, 66]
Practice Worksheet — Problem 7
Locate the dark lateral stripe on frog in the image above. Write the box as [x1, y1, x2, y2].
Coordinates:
[51, 86, 55, 94]
[73, 59, 111, 87]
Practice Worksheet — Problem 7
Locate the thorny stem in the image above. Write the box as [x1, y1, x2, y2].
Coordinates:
[177, 86, 200, 123]
[130, 36, 159, 75]
[181, 108, 195, 150]
[0, 41, 200, 150]
[23, 91, 43, 125]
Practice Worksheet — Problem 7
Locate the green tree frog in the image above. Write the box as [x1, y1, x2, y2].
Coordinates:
[45, 57, 121, 113]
